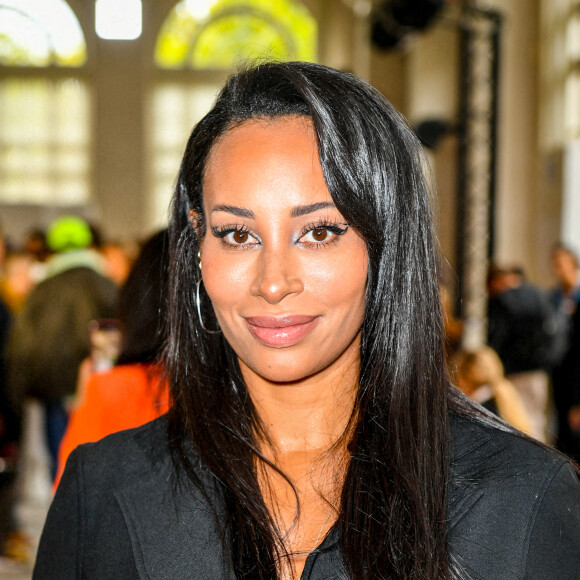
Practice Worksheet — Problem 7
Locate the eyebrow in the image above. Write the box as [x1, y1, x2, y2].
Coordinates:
[290, 201, 336, 217]
[211, 205, 255, 218]
[210, 201, 336, 219]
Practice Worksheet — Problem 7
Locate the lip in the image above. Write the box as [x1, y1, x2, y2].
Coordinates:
[244, 315, 320, 348]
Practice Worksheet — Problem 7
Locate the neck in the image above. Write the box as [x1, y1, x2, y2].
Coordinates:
[242, 350, 358, 576]
[241, 347, 359, 457]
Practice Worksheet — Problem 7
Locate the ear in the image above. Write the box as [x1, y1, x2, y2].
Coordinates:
[188, 210, 205, 241]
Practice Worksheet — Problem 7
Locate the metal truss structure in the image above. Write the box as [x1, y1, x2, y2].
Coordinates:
[455, 2, 503, 347]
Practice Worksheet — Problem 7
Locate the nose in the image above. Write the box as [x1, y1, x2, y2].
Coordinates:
[249, 247, 303, 304]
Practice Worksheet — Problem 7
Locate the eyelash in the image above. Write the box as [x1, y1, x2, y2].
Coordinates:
[211, 223, 259, 250]
[211, 219, 350, 250]
[297, 220, 350, 248]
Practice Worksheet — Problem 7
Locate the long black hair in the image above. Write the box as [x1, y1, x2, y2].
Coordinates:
[116, 229, 169, 366]
[166, 61, 472, 579]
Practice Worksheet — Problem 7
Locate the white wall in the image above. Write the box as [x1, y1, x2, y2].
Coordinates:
[562, 139, 580, 255]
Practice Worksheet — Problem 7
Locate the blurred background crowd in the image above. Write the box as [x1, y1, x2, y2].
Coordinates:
[1, 0, 580, 576]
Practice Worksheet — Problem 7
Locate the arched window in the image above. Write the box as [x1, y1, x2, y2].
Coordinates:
[155, 0, 317, 69]
[147, 0, 317, 230]
[0, 0, 86, 67]
[564, 9, 580, 139]
[539, 0, 580, 253]
[0, 0, 89, 206]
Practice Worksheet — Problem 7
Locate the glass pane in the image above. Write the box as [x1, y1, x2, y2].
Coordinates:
[55, 151, 89, 174]
[192, 13, 292, 69]
[0, 0, 86, 66]
[147, 82, 222, 229]
[95, 0, 142, 41]
[58, 178, 89, 204]
[155, 0, 316, 70]
[565, 71, 580, 139]
[566, 13, 580, 61]
[0, 78, 91, 205]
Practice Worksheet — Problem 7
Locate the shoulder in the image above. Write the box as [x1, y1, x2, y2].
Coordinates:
[69, 414, 171, 481]
[450, 414, 576, 503]
[33, 267, 114, 294]
[498, 284, 546, 309]
[64, 415, 212, 515]
[449, 415, 580, 579]
[450, 413, 568, 476]
[36, 417, 173, 578]
[64, 266, 116, 289]
[49, 416, 229, 578]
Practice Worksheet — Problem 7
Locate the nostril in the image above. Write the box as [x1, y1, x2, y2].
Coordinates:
[249, 250, 304, 303]
[252, 271, 303, 304]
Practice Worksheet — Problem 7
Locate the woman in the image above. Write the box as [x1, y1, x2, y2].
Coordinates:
[53, 230, 170, 489]
[455, 346, 533, 436]
[34, 62, 580, 579]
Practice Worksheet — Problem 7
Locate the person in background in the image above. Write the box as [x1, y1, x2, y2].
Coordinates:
[0, 229, 18, 458]
[552, 295, 580, 459]
[487, 264, 564, 441]
[550, 243, 580, 316]
[440, 283, 463, 355]
[23, 229, 49, 265]
[54, 230, 170, 488]
[6, 216, 118, 479]
[455, 346, 533, 436]
[548, 244, 580, 456]
[0, 230, 38, 314]
[22, 228, 50, 287]
[100, 240, 137, 286]
[0, 226, 22, 559]
[0, 251, 36, 314]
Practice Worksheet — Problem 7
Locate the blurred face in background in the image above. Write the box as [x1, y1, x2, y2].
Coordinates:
[551, 248, 578, 290]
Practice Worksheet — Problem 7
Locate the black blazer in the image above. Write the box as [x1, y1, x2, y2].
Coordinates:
[34, 415, 580, 579]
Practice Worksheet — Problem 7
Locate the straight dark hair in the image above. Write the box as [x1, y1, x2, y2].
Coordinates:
[166, 61, 476, 579]
[116, 229, 169, 366]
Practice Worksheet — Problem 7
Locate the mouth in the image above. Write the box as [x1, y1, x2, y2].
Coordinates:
[244, 315, 320, 348]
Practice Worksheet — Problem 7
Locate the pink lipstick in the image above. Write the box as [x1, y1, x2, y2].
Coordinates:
[244, 315, 320, 348]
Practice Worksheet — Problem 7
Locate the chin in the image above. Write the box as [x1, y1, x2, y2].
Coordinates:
[242, 356, 324, 385]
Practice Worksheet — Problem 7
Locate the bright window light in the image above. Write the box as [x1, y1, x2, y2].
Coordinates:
[95, 0, 142, 40]
[184, 0, 214, 20]
[0, 0, 87, 66]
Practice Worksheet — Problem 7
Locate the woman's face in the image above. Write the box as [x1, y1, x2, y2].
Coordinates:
[199, 116, 368, 385]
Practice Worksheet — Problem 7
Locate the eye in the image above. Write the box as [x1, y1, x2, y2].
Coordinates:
[297, 222, 349, 247]
[230, 231, 250, 244]
[302, 228, 330, 243]
[211, 225, 260, 249]
[221, 229, 259, 247]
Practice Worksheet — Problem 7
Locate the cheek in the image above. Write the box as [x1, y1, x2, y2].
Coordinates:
[308, 248, 368, 308]
[200, 254, 248, 316]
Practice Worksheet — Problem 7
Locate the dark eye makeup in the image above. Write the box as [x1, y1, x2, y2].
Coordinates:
[210, 218, 350, 249]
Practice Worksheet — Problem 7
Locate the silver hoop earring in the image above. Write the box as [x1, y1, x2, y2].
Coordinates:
[195, 279, 221, 334]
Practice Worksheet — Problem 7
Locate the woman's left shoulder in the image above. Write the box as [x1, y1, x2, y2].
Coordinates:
[450, 413, 574, 480]
[448, 414, 580, 579]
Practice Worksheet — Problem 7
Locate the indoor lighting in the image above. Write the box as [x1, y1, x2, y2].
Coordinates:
[184, 0, 214, 20]
[95, 0, 142, 40]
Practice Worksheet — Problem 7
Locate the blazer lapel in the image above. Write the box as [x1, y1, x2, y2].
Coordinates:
[113, 422, 235, 579]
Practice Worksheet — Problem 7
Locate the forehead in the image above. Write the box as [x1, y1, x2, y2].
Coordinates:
[206, 116, 316, 169]
[202, 116, 332, 209]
